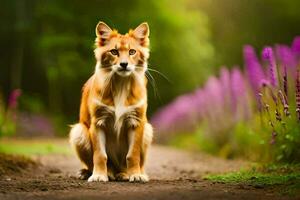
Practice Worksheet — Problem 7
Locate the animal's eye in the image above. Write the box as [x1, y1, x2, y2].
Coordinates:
[129, 49, 136, 55]
[110, 49, 119, 56]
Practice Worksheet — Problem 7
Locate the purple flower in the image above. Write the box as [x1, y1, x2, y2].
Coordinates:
[205, 76, 223, 106]
[283, 66, 288, 97]
[296, 70, 300, 121]
[219, 67, 231, 107]
[17, 112, 55, 137]
[262, 47, 278, 87]
[292, 36, 300, 56]
[8, 89, 22, 109]
[278, 90, 290, 117]
[231, 68, 250, 120]
[231, 68, 244, 110]
[275, 45, 297, 75]
[151, 36, 300, 147]
[193, 89, 205, 118]
[259, 79, 270, 88]
[244, 45, 265, 93]
[151, 103, 177, 132]
[151, 91, 203, 133]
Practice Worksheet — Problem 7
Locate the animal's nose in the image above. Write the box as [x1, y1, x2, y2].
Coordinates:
[120, 62, 128, 69]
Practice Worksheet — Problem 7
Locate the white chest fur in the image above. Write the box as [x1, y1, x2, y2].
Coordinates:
[93, 93, 145, 138]
[93, 73, 146, 138]
[114, 90, 129, 125]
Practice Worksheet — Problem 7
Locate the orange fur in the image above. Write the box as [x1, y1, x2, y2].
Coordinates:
[69, 21, 153, 183]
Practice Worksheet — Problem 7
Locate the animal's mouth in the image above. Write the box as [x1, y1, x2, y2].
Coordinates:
[118, 68, 130, 72]
[116, 68, 132, 77]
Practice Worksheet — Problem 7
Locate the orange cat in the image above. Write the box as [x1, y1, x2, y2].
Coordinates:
[69, 21, 153, 183]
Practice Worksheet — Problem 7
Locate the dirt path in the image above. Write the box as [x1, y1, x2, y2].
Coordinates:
[0, 141, 297, 200]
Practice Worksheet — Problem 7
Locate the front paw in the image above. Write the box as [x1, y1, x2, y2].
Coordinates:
[87, 173, 108, 182]
[129, 173, 149, 183]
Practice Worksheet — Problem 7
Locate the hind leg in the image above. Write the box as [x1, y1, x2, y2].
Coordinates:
[69, 123, 93, 180]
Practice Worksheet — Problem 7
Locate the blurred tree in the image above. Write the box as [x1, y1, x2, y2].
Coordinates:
[191, 0, 300, 67]
[0, 0, 214, 125]
[2, 0, 300, 134]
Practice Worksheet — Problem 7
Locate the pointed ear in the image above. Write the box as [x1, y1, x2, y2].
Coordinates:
[95, 21, 112, 45]
[133, 22, 149, 39]
[132, 23, 149, 47]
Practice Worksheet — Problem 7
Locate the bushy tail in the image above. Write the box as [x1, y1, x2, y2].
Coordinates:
[69, 123, 93, 170]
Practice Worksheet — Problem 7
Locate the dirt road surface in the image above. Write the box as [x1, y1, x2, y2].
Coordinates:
[0, 141, 297, 200]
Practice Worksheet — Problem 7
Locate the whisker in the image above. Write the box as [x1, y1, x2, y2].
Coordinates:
[135, 65, 172, 84]
[145, 73, 158, 99]
[147, 68, 172, 84]
[146, 71, 162, 102]
[135, 65, 164, 101]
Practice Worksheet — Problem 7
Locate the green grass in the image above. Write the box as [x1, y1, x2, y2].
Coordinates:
[169, 130, 219, 154]
[204, 164, 300, 195]
[205, 170, 300, 186]
[0, 139, 71, 155]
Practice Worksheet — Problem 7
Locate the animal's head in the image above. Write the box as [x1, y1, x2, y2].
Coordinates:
[94, 21, 150, 77]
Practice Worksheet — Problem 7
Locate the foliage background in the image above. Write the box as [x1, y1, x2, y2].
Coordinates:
[1, 0, 300, 136]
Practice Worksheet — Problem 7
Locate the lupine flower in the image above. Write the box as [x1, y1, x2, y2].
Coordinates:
[8, 89, 22, 109]
[231, 68, 243, 110]
[152, 36, 300, 153]
[219, 67, 232, 112]
[296, 70, 300, 121]
[292, 36, 300, 57]
[220, 67, 231, 98]
[244, 45, 265, 94]
[204, 76, 223, 119]
[17, 112, 55, 137]
[151, 91, 202, 133]
[278, 90, 290, 117]
[283, 66, 288, 97]
[231, 68, 249, 120]
[275, 45, 297, 75]
[259, 89, 274, 125]
[260, 79, 271, 88]
[220, 67, 230, 89]
[262, 47, 278, 87]
[194, 89, 205, 119]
